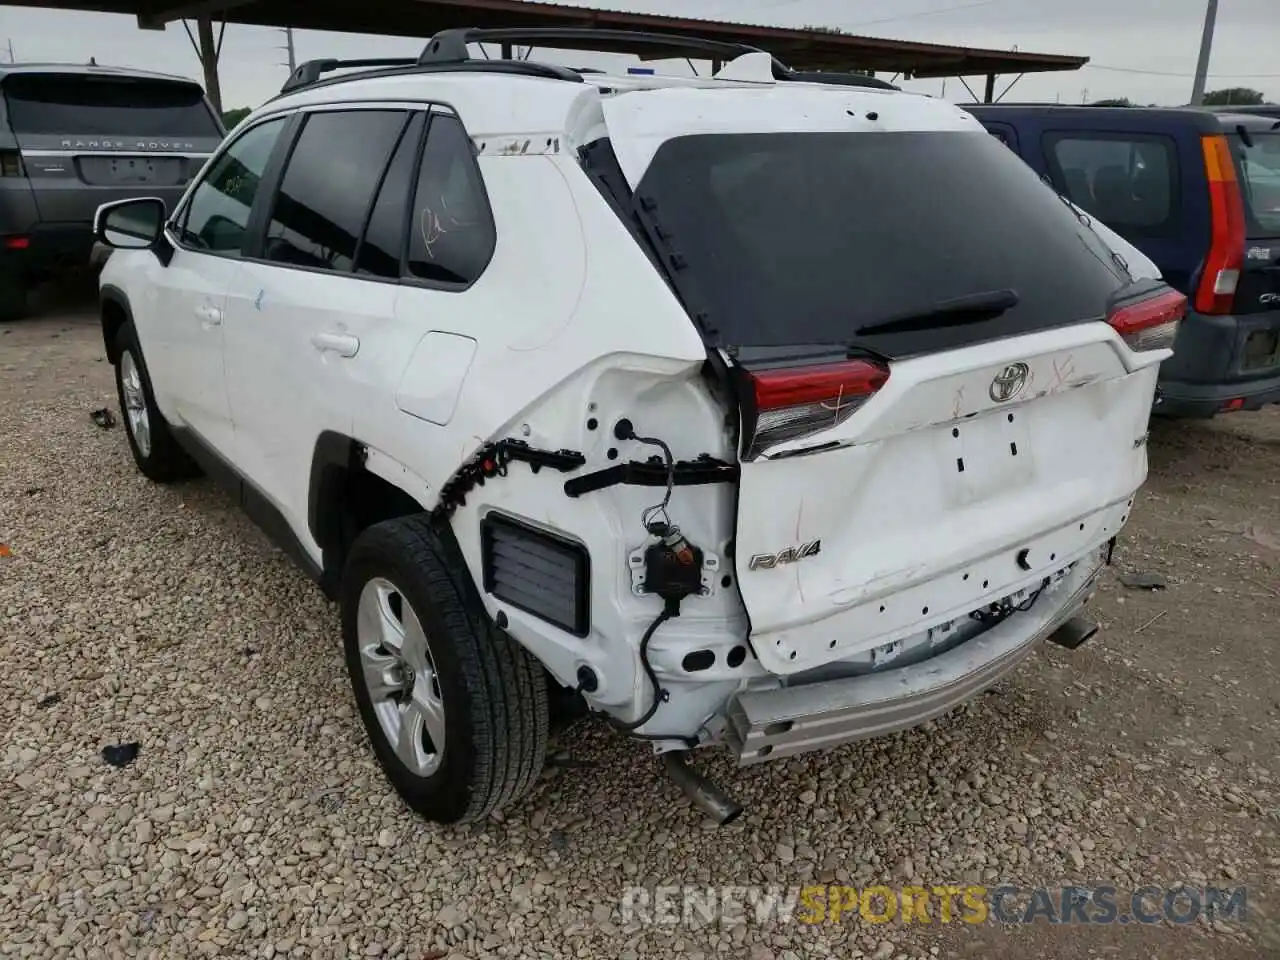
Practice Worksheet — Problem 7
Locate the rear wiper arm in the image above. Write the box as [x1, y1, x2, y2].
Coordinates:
[855, 289, 1020, 337]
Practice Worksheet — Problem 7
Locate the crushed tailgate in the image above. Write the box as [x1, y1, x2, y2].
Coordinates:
[733, 323, 1163, 675]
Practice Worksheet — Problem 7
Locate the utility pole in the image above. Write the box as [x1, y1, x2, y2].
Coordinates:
[6, 40, 14, 64]
[181, 17, 226, 115]
[196, 17, 222, 114]
[1190, 0, 1219, 106]
[280, 26, 296, 73]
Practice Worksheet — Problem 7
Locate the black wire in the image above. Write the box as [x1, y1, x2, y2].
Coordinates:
[970, 578, 1050, 626]
[608, 603, 676, 732]
[631, 432, 675, 534]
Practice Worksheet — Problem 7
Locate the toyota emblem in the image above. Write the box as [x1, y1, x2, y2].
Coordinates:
[989, 362, 1029, 403]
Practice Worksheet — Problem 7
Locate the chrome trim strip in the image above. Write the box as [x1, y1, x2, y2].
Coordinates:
[19, 149, 214, 159]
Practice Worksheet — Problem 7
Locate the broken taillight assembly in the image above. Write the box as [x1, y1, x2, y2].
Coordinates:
[740, 358, 890, 459]
[1107, 287, 1187, 353]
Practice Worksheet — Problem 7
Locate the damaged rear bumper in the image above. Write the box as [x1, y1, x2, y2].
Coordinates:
[725, 551, 1104, 764]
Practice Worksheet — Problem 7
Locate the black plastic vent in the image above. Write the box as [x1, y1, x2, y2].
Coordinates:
[481, 514, 590, 637]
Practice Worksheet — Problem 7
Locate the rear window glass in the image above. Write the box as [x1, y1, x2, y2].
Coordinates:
[1047, 134, 1176, 233]
[1230, 132, 1280, 237]
[632, 130, 1129, 356]
[2, 74, 219, 137]
[406, 113, 495, 286]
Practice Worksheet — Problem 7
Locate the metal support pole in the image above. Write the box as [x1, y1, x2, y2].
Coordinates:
[984, 73, 996, 103]
[196, 16, 223, 114]
[1190, 0, 1219, 106]
[500, 41, 513, 61]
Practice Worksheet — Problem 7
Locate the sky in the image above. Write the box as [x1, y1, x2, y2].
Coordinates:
[0, 0, 1277, 111]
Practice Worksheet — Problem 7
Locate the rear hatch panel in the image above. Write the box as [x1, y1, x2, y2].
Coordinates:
[1, 72, 222, 222]
[593, 85, 1164, 676]
[733, 325, 1156, 675]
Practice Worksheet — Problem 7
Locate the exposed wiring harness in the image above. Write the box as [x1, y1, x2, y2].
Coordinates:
[970, 577, 1050, 627]
[607, 599, 678, 732]
[597, 420, 700, 747]
[625, 428, 677, 536]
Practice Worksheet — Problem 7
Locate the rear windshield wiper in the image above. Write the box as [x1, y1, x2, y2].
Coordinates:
[855, 289, 1020, 337]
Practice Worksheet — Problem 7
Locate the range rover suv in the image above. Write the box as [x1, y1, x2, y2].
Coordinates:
[0, 63, 224, 320]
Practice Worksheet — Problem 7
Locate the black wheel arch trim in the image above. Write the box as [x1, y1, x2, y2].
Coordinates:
[170, 425, 329, 592]
[99, 284, 134, 363]
[309, 430, 363, 589]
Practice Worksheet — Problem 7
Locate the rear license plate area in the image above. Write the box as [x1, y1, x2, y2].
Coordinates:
[944, 405, 1036, 503]
[76, 156, 185, 187]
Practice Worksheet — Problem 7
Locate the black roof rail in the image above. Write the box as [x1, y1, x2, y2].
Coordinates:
[278, 55, 584, 97]
[280, 27, 910, 98]
[417, 27, 772, 66]
[282, 58, 418, 94]
[781, 69, 900, 91]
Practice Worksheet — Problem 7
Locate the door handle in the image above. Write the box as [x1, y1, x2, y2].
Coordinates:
[311, 331, 360, 358]
[195, 303, 223, 327]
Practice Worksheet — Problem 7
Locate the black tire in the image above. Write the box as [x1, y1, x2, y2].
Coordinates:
[0, 272, 29, 323]
[341, 516, 549, 824]
[113, 321, 200, 483]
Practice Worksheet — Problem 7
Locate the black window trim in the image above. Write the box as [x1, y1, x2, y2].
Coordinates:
[202, 99, 497, 293]
[166, 111, 300, 261]
[351, 112, 427, 279]
[1041, 128, 1183, 239]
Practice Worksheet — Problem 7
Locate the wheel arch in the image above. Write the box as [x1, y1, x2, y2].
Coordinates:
[309, 431, 446, 597]
[99, 284, 133, 364]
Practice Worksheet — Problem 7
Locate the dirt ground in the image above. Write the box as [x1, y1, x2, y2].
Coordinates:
[1, 290, 1277, 960]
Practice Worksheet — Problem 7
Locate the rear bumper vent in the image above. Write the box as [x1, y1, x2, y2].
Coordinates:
[481, 513, 590, 637]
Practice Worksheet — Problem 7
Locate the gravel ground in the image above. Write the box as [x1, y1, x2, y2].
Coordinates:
[2, 300, 1278, 959]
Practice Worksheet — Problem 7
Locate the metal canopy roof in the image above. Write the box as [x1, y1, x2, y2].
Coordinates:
[10, 0, 1089, 80]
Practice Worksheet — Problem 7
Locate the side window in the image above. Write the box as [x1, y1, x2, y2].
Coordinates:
[355, 113, 425, 279]
[178, 117, 286, 253]
[406, 113, 496, 286]
[1046, 133, 1177, 233]
[263, 110, 408, 272]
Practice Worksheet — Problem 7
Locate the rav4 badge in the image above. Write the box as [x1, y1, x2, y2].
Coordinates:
[749, 540, 822, 570]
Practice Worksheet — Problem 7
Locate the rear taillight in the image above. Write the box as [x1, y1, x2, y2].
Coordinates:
[1108, 287, 1187, 352]
[0, 150, 24, 178]
[1194, 134, 1246, 315]
[742, 358, 889, 459]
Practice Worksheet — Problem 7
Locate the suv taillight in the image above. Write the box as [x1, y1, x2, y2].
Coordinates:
[0, 150, 25, 178]
[1194, 134, 1246, 316]
[742, 358, 889, 459]
[1108, 287, 1187, 352]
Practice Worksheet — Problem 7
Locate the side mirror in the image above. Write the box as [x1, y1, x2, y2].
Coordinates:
[94, 197, 167, 250]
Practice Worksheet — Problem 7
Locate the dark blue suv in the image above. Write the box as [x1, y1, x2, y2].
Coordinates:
[966, 105, 1280, 418]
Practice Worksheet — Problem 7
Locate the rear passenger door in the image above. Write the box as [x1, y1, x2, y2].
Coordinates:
[221, 106, 418, 563]
[1042, 131, 1187, 289]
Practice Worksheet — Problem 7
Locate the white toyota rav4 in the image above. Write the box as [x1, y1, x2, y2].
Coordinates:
[94, 29, 1183, 825]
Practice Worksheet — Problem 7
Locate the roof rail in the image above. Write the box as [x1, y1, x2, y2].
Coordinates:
[781, 69, 900, 91]
[417, 27, 774, 67]
[279, 53, 583, 95]
[279, 28, 908, 98]
[282, 58, 419, 94]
